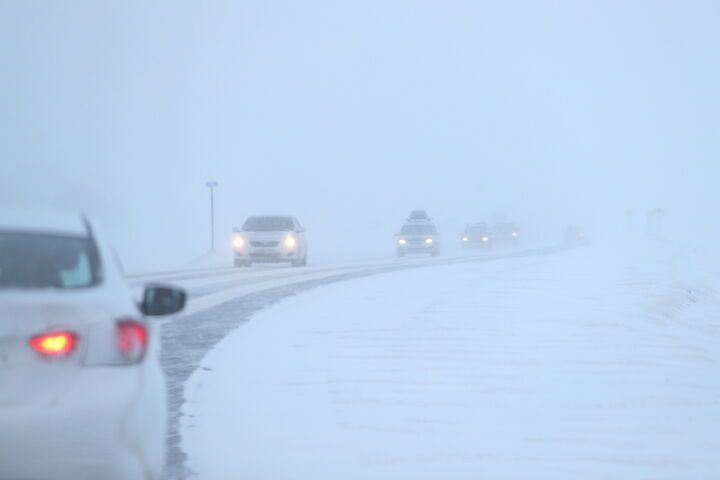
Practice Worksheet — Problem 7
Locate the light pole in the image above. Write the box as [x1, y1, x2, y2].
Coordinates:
[206, 181, 219, 252]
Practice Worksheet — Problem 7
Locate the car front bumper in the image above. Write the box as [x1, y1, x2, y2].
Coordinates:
[235, 246, 302, 262]
[398, 244, 438, 254]
[462, 240, 492, 247]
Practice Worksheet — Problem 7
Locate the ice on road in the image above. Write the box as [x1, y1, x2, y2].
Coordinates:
[182, 245, 720, 479]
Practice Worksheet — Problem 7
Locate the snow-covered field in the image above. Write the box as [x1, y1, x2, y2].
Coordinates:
[181, 243, 720, 480]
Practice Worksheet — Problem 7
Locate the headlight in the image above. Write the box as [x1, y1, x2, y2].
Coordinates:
[398, 238, 407, 245]
[482, 236, 489, 242]
[462, 237, 469, 242]
[284, 235, 297, 248]
[232, 236, 245, 249]
[425, 238, 433, 244]
[511, 232, 518, 237]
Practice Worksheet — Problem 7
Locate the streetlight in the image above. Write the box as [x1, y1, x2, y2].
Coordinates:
[206, 181, 219, 252]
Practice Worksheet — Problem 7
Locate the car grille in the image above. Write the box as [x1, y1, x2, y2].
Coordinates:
[250, 241, 279, 248]
[249, 252, 281, 258]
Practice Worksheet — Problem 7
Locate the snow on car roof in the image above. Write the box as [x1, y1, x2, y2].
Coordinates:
[0, 209, 87, 236]
[404, 218, 434, 223]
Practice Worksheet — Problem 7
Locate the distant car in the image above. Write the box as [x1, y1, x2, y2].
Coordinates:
[493, 222, 520, 245]
[396, 221, 439, 257]
[233, 215, 308, 267]
[0, 211, 186, 480]
[563, 225, 586, 244]
[461, 223, 492, 249]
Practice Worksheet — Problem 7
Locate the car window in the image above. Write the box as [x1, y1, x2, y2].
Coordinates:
[0, 232, 99, 289]
[401, 224, 437, 235]
[242, 217, 295, 232]
[466, 226, 489, 234]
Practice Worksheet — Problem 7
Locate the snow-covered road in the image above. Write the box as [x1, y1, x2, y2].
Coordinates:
[179, 243, 720, 480]
[155, 247, 566, 479]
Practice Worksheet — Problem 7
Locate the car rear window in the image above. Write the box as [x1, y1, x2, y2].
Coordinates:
[0, 232, 100, 289]
[401, 224, 437, 235]
[242, 217, 294, 231]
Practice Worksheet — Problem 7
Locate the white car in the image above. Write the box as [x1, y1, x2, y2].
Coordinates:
[232, 215, 308, 267]
[0, 211, 186, 480]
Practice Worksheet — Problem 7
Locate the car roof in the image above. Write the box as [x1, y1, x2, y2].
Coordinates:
[0, 209, 87, 237]
[246, 215, 295, 219]
[404, 218, 434, 224]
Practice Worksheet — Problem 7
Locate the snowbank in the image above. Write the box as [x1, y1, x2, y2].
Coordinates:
[182, 243, 720, 479]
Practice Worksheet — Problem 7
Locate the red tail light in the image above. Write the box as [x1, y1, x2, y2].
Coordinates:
[29, 331, 77, 357]
[116, 320, 148, 363]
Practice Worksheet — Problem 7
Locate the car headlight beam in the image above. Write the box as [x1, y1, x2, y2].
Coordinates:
[232, 236, 245, 249]
[284, 235, 297, 248]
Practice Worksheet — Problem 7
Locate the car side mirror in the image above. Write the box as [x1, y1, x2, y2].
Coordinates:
[297, 227, 307, 233]
[141, 284, 187, 316]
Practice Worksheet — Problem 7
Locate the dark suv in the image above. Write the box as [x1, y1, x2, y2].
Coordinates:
[396, 221, 439, 257]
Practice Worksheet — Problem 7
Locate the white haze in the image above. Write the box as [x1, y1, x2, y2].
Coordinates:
[1, 1, 719, 272]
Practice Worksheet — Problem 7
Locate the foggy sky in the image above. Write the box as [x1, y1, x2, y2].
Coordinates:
[1, 1, 718, 271]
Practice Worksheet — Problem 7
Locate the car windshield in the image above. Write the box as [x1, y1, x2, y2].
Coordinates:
[0, 232, 99, 289]
[466, 225, 489, 234]
[242, 217, 294, 232]
[401, 224, 436, 235]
